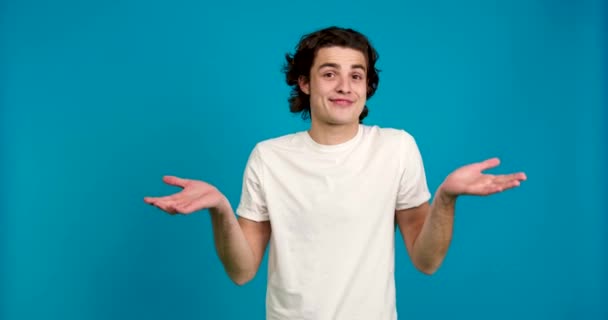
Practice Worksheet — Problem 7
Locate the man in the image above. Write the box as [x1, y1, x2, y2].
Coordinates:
[144, 26, 526, 319]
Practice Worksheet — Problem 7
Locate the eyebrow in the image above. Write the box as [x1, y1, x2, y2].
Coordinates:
[318, 63, 367, 72]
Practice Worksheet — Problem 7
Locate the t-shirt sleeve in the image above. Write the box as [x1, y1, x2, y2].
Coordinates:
[236, 145, 270, 222]
[395, 131, 431, 210]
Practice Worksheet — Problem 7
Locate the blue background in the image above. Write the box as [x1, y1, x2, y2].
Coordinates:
[1, 0, 606, 319]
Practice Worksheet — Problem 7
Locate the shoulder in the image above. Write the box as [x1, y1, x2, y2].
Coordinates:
[250, 131, 307, 156]
[361, 125, 416, 145]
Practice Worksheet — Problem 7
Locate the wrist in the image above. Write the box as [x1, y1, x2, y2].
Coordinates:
[210, 195, 231, 216]
[436, 185, 457, 208]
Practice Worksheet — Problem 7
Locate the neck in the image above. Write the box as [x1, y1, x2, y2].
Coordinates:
[308, 121, 359, 145]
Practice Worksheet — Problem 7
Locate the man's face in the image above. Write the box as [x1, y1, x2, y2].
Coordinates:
[299, 46, 368, 127]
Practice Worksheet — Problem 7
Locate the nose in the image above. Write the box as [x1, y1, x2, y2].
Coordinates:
[336, 75, 352, 94]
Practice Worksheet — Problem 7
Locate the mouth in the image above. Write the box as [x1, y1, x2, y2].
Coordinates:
[329, 98, 354, 107]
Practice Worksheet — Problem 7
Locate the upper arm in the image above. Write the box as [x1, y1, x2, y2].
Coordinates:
[238, 216, 271, 270]
[395, 201, 430, 257]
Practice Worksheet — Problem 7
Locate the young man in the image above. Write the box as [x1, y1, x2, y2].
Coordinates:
[144, 27, 526, 319]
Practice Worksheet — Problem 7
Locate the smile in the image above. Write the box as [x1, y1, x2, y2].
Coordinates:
[329, 99, 354, 107]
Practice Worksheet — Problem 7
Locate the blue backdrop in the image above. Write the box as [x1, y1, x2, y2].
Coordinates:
[1, 0, 606, 319]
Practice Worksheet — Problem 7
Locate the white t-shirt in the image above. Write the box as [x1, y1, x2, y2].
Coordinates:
[236, 124, 431, 320]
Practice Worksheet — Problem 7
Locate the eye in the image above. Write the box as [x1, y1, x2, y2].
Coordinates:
[323, 72, 335, 78]
[352, 73, 364, 80]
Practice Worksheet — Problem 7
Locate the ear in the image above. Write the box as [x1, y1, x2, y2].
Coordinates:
[298, 76, 310, 95]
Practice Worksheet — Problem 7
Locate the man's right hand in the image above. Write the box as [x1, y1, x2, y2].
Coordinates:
[144, 175, 270, 285]
[144, 175, 228, 215]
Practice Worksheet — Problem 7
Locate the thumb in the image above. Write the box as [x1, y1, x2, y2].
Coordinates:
[163, 175, 191, 188]
[477, 157, 500, 171]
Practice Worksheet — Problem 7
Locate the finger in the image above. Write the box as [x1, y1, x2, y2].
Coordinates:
[147, 200, 173, 213]
[493, 173, 526, 185]
[148, 191, 190, 206]
[485, 185, 503, 195]
[493, 174, 513, 185]
[158, 190, 211, 212]
[506, 172, 526, 182]
[163, 175, 191, 188]
[513, 172, 527, 181]
[495, 180, 519, 191]
[478, 158, 500, 171]
[156, 201, 179, 215]
[144, 191, 180, 204]
[485, 175, 523, 193]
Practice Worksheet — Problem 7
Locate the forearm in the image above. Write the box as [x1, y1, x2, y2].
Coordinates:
[411, 188, 456, 274]
[209, 199, 256, 284]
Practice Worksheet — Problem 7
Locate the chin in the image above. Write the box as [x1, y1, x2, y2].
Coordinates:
[332, 112, 362, 125]
[327, 118, 360, 126]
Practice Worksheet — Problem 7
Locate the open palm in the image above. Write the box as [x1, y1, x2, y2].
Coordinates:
[440, 158, 527, 197]
[144, 176, 226, 215]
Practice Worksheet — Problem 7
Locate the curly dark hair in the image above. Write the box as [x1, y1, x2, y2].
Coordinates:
[283, 26, 380, 122]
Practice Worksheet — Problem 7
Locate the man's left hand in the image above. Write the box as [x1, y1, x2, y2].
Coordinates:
[439, 158, 527, 199]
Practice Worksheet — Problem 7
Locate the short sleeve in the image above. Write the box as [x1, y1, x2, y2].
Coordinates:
[395, 132, 431, 210]
[236, 146, 270, 222]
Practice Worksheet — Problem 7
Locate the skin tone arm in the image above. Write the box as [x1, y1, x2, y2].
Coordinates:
[396, 158, 527, 275]
[144, 176, 270, 285]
